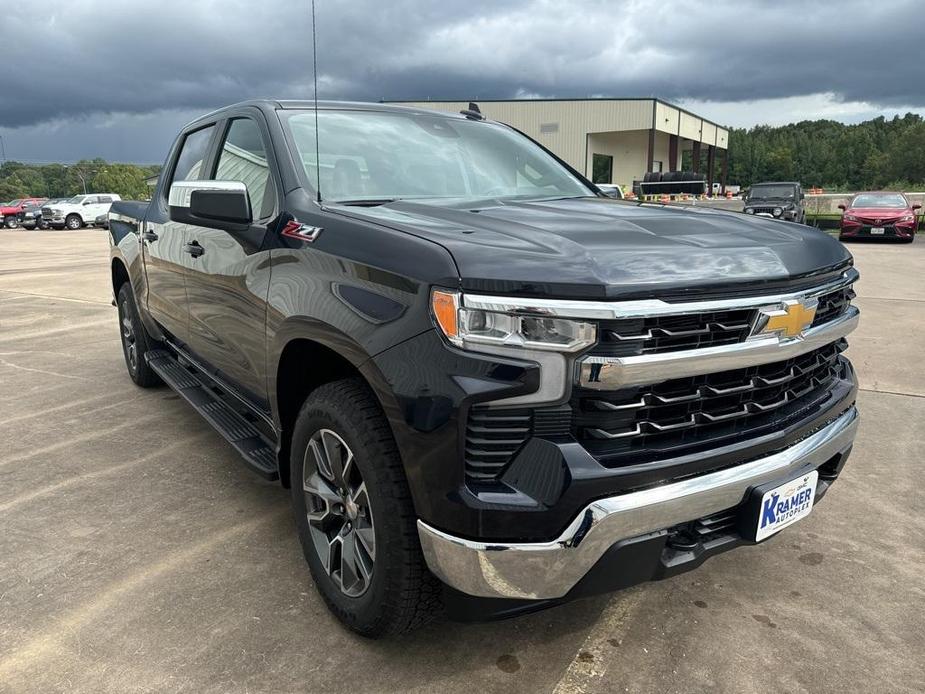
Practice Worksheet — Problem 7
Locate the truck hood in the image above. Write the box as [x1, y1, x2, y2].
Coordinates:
[338, 197, 852, 299]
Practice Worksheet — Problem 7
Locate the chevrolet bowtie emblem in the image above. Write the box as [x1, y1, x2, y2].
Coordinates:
[756, 299, 818, 339]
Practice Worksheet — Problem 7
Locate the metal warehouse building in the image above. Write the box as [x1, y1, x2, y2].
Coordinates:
[388, 98, 729, 193]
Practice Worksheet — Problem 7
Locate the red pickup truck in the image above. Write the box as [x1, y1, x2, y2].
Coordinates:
[0, 198, 47, 228]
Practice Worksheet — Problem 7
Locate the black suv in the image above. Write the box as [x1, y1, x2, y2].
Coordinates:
[743, 181, 806, 223]
[109, 100, 859, 636]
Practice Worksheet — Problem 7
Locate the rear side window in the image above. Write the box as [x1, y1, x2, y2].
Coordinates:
[171, 125, 215, 185]
[214, 118, 274, 219]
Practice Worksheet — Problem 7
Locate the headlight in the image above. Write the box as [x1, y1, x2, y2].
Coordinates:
[843, 215, 858, 222]
[772, 207, 783, 217]
[744, 208, 755, 214]
[431, 289, 596, 353]
[899, 214, 915, 223]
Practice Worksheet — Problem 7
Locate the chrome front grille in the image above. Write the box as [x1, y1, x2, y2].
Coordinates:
[588, 284, 855, 361]
[573, 341, 849, 467]
[593, 308, 754, 357]
[813, 286, 856, 327]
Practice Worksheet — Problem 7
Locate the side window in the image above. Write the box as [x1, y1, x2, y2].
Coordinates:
[214, 118, 274, 219]
[99, 196, 113, 204]
[170, 125, 215, 187]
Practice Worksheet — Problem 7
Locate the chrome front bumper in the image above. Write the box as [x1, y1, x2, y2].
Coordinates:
[418, 406, 858, 600]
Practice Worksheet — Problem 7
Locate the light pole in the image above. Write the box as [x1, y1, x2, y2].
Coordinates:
[0, 135, 6, 164]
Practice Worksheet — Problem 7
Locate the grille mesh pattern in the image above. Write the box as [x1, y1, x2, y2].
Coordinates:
[813, 286, 856, 326]
[574, 340, 848, 467]
[594, 309, 754, 358]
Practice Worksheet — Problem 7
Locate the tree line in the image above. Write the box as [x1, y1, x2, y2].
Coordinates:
[725, 113, 925, 191]
[0, 159, 161, 202]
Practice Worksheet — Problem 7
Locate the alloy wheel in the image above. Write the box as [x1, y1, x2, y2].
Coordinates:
[302, 428, 375, 597]
[119, 299, 137, 373]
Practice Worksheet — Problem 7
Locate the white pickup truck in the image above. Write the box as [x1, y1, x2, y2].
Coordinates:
[42, 194, 121, 230]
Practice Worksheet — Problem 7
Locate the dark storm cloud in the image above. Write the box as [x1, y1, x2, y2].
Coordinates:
[0, 0, 921, 160]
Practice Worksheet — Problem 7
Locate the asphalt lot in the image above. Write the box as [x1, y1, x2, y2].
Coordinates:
[0, 229, 923, 694]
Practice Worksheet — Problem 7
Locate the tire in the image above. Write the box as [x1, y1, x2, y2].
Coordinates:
[3, 216, 17, 229]
[116, 283, 162, 387]
[290, 377, 440, 637]
[65, 214, 82, 230]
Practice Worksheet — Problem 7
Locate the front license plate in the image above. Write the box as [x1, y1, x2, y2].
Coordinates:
[755, 470, 818, 541]
[871, 227, 885, 234]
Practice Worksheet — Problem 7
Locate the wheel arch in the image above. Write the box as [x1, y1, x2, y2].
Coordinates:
[111, 256, 130, 295]
[270, 322, 401, 489]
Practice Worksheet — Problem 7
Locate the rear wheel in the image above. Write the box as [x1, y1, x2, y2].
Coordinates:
[116, 283, 162, 387]
[290, 378, 440, 637]
[65, 214, 82, 230]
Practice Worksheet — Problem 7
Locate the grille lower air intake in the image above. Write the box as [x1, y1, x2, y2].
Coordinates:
[574, 340, 850, 467]
[464, 408, 532, 481]
[464, 406, 571, 482]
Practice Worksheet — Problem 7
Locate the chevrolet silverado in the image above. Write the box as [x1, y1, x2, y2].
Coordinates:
[108, 100, 860, 637]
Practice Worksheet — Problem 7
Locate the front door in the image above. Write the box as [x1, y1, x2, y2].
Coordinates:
[181, 114, 279, 407]
[142, 123, 217, 340]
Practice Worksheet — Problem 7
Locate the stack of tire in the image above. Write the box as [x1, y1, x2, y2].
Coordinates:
[640, 171, 706, 196]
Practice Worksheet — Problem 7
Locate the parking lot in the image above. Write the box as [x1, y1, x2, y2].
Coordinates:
[0, 229, 922, 693]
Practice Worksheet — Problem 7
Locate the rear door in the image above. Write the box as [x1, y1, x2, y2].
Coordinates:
[181, 111, 280, 406]
[142, 123, 218, 340]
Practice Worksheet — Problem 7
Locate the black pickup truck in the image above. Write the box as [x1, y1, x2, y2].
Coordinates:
[108, 100, 860, 637]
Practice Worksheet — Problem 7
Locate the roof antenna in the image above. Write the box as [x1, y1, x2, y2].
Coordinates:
[311, 0, 322, 203]
[460, 102, 485, 121]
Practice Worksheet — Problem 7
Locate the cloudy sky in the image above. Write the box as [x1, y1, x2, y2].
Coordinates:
[2, 0, 922, 164]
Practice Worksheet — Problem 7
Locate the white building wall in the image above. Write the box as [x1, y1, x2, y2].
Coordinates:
[393, 99, 654, 174]
[388, 99, 727, 187]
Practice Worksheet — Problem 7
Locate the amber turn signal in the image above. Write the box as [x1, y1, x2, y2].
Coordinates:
[431, 289, 460, 343]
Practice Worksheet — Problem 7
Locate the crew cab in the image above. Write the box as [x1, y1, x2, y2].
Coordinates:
[108, 100, 860, 637]
[1, 198, 46, 228]
[43, 193, 120, 229]
[838, 191, 920, 242]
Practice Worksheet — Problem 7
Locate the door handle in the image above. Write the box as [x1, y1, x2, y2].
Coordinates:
[141, 230, 158, 242]
[184, 241, 205, 258]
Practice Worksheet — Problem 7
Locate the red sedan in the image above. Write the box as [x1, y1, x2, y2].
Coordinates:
[839, 192, 920, 243]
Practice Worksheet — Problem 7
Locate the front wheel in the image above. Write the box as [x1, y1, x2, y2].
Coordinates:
[65, 214, 82, 230]
[290, 378, 440, 637]
[3, 216, 16, 229]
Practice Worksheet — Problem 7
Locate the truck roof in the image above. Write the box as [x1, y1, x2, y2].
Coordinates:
[186, 99, 467, 129]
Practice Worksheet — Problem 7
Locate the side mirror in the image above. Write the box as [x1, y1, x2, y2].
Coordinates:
[913, 203, 922, 211]
[168, 180, 252, 229]
[837, 204, 847, 211]
[800, 192, 805, 200]
[83, 200, 93, 205]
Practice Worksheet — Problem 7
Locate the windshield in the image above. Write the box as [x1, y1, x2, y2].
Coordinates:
[748, 185, 795, 200]
[8, 199, 23, 206]
[282, 109, 590, 203]
[851, 193, 908, 208]
[66, 196, 83, 204]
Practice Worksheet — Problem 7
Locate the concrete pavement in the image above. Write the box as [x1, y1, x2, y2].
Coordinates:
[0, 229, 922, 693]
